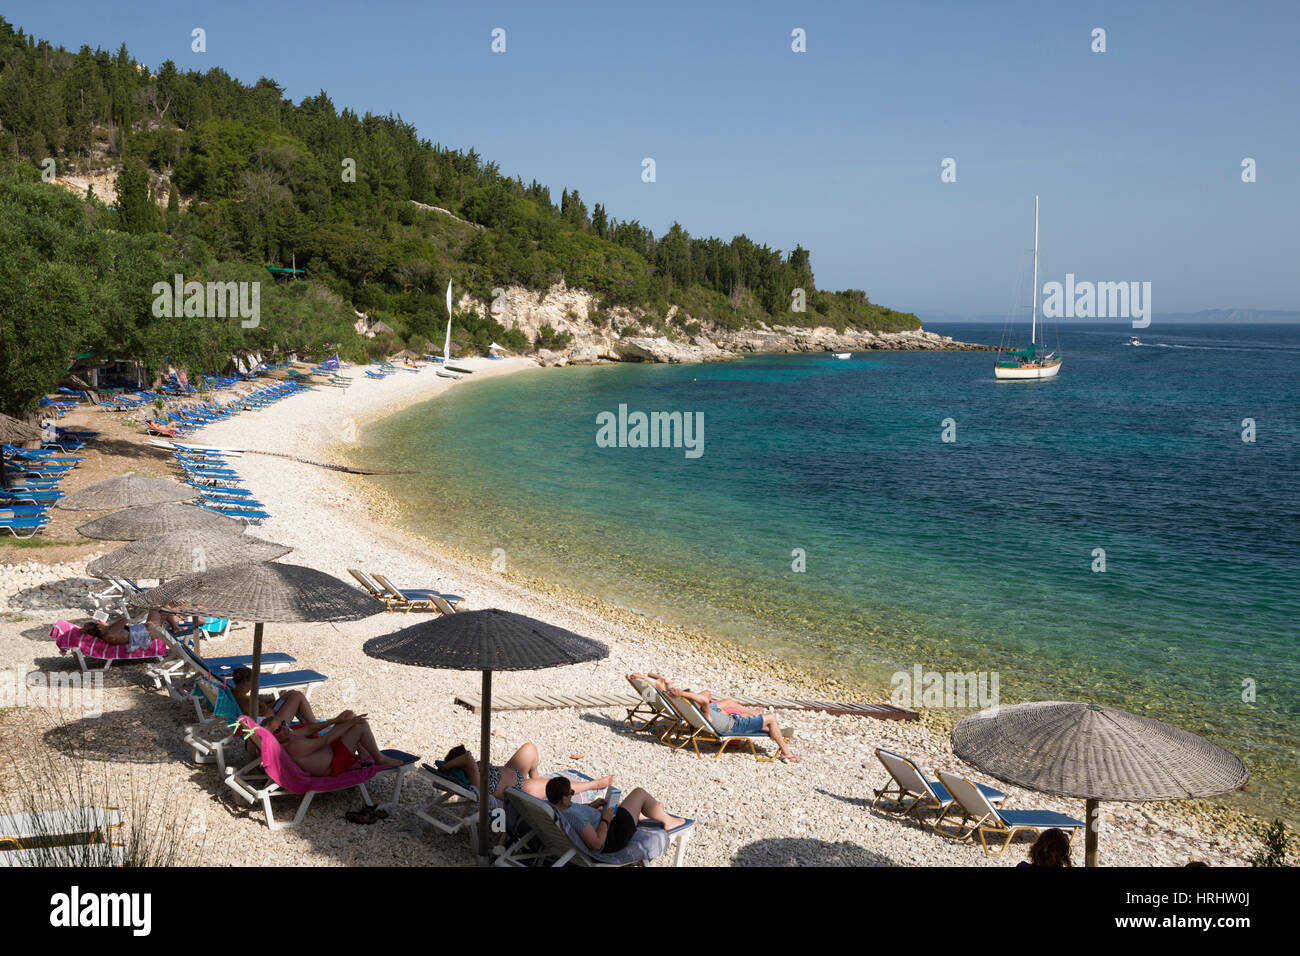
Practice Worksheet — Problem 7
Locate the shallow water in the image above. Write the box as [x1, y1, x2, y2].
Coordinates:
[355, 323, 1300, 824]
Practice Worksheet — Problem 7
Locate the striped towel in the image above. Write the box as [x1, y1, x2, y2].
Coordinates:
[50, 620, 167, 661]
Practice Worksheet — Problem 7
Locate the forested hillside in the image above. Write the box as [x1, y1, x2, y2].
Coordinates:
[0, 16, 920, 415]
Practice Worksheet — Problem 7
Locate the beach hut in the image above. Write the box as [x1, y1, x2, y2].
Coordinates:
[57, 475, 199, 512]
[951, 701, 1248, 866]
[363, 609, 608, 863]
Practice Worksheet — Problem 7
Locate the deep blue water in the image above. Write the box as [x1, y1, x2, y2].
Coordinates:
[357, 322, 1300, 821]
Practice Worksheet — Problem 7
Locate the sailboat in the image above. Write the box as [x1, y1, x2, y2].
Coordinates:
[436, 280, 463, 380]
[994, 196, 1062, 380]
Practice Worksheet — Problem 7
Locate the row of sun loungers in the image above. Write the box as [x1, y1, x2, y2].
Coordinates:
[2, 431, 97, 538]
[169, 447, 270, 524]
[871, 748, 1085, 855]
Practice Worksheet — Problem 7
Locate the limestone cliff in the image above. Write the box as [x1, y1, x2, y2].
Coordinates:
[461, 282, 989, 366]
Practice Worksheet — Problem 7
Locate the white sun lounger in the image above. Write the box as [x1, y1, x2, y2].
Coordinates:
[935, 769, 1086, 856]
[496, 787, 694, 867]
[871, 748, 1006, 825]
[664, 693, 777, 761]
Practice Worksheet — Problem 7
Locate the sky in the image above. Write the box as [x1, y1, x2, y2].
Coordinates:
[5, 0, 1298, 318]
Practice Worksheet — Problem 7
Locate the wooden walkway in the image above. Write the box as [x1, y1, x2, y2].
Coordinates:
[453, 692, 917, 721]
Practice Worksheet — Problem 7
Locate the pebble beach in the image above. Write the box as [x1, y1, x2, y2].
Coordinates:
[0, 360, 1264, 866]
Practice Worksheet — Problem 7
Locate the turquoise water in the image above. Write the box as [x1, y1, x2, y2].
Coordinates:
[356, 323, 1300, 823]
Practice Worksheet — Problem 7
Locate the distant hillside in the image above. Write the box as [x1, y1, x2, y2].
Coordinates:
[0, 13, 920, 387]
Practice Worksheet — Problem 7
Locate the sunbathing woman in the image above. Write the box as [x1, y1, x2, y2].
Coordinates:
[82, 610, 186, 651]
[229, 666, 316, 727]
[439, 743, 613, 802]
[267, 710, 404, 774]
[631, 671, 799, 762]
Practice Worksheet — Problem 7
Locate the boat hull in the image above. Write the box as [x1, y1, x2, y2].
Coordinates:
[994, 360, 1063, 380]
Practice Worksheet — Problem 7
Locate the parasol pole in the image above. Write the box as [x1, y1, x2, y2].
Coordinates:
[248, 622, 264, 719]
[478, 669, 492, 863]
[1085, 797, 1099, 867]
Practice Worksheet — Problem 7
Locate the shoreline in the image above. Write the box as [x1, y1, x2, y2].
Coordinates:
[0, 359, 1267, 866]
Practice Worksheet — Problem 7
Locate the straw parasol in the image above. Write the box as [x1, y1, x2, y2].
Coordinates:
[364, 609, 608, 862]
[129, 561, 378, 716]
[57, 474, 198, 511]
[951, 701, 1248, 866]
[0, 413, 45, 489]
[76, 503, 243, 540]
[87, 529, 291, 581]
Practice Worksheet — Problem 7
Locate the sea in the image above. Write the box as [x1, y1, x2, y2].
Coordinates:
[352, 322, 1300, 824]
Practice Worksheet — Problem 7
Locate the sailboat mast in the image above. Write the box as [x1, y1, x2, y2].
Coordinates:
[1031, 195, 1039, 347]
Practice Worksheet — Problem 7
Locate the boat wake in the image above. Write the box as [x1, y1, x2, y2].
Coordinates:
[1132, 342, 1300, 354]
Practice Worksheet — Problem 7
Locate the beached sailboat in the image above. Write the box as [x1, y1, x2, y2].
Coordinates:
[994, 196, 1062, 381]
[436, 280, 463, 379]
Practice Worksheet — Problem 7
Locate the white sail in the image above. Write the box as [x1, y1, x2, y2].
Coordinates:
[443, 280, 453, 364]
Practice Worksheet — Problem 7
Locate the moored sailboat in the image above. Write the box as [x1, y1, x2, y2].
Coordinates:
[995, 196, 1062, 381]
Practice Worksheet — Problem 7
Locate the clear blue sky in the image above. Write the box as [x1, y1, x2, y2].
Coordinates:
[6, 0, 1297, 317]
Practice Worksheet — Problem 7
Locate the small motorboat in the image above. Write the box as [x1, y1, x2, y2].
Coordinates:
[1129, 336, 1141, 346]
[832, 352, 851, 359]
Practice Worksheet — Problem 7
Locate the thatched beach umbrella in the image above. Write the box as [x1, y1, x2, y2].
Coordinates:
[0, 413, 45, 489]
[87, 529, 291, 581]
[129, 561, 378, 714]
[363, 609, 608, 862]
[951, 701, 1248, 866]
[57, 474, 198, 511]
[76, 502, 242, 540]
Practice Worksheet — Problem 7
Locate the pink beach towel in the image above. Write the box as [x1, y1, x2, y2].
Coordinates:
[237, 717, 389, 795]
[51, 620, 167, 662]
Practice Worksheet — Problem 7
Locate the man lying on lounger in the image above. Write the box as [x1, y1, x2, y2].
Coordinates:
[229, 666, 317, 728]
[545, 775, 686, 854]
[630, 671, 799, 762]
[266, 711, 405, 774]
[439, 742, 613, 802]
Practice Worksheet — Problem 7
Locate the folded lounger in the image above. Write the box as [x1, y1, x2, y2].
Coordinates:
[0, 807, 125, 867]
[871, 748, 1006, 825]
[51, 620, 167, 673]
[934, 769, 1085, 857]
[224, 717, 417, 830]
[663, 693, 778, 761]
[498, 786, 695, 867]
